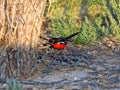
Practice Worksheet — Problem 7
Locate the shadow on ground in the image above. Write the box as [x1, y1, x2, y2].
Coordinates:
[29, 41, 120, 90]
[0, 40, 120, 90]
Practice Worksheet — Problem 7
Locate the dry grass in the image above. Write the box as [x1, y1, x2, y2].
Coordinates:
[0, 0, 46, 78]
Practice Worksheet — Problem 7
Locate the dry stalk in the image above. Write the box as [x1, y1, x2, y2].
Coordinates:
[0, 0, 46, 78]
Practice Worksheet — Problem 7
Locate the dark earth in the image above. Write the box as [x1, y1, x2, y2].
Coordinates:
[0, 36, 120, 90]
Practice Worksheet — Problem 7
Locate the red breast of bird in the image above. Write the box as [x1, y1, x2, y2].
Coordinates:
[50, 42, 67, 49]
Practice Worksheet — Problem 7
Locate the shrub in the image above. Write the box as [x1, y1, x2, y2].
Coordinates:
[6, 79, 22, 90]
[47, 0, 120, 45]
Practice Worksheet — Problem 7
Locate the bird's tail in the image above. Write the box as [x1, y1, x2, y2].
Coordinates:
[65, 32, 80, 40]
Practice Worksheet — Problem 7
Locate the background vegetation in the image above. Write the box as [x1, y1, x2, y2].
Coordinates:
[47, 0, 120, 45]
[0, 0, 119, 79]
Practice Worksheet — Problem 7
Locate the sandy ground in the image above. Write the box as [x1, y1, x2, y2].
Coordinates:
[23, 40, 120, 90]
[0, 38, 120, 90]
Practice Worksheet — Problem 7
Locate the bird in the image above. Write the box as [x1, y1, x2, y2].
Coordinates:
[40, 32, 80, 49]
